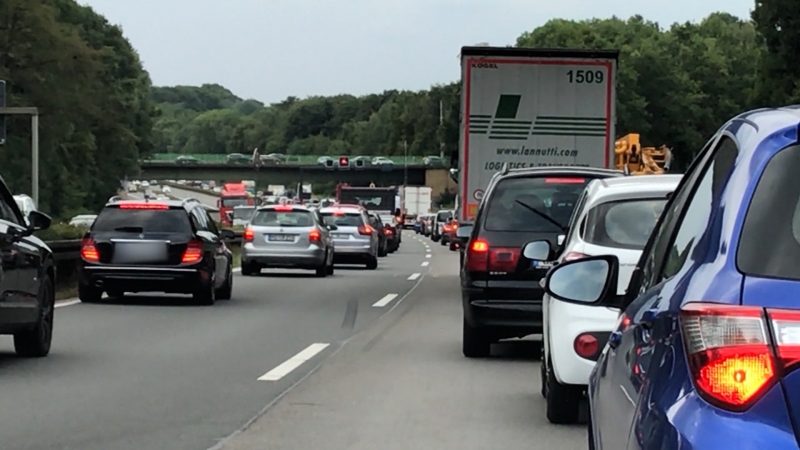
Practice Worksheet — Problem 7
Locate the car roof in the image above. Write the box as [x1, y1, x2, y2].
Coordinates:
[319, 206, 363, 214]
[497, 166, 623, 180]
[582, 175, 682, 208]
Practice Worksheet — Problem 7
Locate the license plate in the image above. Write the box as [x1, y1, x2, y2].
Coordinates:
[333, 233, 350, 239]
[268, 234, 295, 242]
[113, 242, 168, 263]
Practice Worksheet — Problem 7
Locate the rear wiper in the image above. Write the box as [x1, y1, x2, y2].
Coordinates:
[114, 226, 144, 233]
[515, 200, 567, 232]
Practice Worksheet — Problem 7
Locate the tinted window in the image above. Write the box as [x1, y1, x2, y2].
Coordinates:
[739, 145, 800, 280]
[584, 199, 667, 250]
[233, 207, 256, 221]
[484, 177, 590, 232]
[252, 210, 314, 227]
[94, 208, 192, 234]
[436, 211, 452, 222]
[222, 198, 250, 208]
[661, 137, 738, 280]
[321, 213, 364, 227]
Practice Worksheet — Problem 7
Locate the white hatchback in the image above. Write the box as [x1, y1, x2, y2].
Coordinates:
[541, 174, 682, 424]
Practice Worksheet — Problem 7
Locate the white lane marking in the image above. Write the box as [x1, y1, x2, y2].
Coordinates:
[258, 343, 330, 381]
[408, 273, 421, 281]
[426, 249, 431, 253]
[421, 261, 430, 267]
[425, 254, 432, 259]
[372, 293, 399, 308]
[233, 267, 241, 273]
[55, 299, 81, 308]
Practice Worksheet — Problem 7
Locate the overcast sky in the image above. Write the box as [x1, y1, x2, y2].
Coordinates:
[81, 0, 754, 104]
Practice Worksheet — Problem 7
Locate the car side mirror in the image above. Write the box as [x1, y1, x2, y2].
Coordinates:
[523, 240, 551, 261]
[327, 224, 338, 231]
[220, 229, 236, 240]
[545, 255, 621, 307]
[456, 224, 473, 241]
[27, 210, 51, 233]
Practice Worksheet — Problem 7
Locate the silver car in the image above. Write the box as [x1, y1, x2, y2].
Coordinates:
[241, 205, 335, 277]
[318, 206, 379, 270]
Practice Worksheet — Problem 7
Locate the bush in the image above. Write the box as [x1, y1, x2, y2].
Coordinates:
[35, 222, 88, 241]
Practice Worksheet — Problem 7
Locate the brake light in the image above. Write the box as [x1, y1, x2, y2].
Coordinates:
[308, 229, 321, 243]
[681, 303, 776, 410]
[545, 177, 585, 184]
[563, 251, 589, 262]
[243, 227, 254, 242]
[181, 240, 204, 264]
[118, 202, 169, 210]
[574, 333, 601, 360]
[80, 238, 100, 263]
[358, 224, 374, 236]
[488, 247, 520, 272]
[768, 309, 800, 371]
[383, 227, 394, 235]
[465, 239, 489, 271]
[274, 205, 293, 212]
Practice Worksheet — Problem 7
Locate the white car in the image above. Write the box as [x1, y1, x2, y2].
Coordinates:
[540, 174, 682, 424]
[161, 185, 171, 194]
[69, 214, 98, 228]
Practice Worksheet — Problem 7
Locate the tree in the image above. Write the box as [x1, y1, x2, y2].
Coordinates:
[752, 0, 800, 104]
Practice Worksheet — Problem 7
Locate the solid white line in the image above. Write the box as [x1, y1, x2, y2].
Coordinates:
[372, 293, 399, 308]
[55, 299, 81, 308]
[421, 261, 430, 267]
[258, 343, 330, 381]
[408, 272, 421, 281]
[425, 254, 432, 258]
[233, 267, 241, 273]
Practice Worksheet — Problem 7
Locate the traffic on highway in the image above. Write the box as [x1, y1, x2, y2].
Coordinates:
[2, 1, 795, 449]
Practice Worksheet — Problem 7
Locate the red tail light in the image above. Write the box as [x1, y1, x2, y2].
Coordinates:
[80, 238, 100, 263]
[243, 227, 254, 242]
[383, 227, 394, 236]
[358, 224, 374, 236]
[465, 239, 489, 271]
[574, 333, 601, 360]
[274, 205, 293, 212]
[118, 202, 169, 210]
[488, 247, 520, 272]
[308, 228, 321, 243]
[181, 240, 204, 264]
[563, 251, 589, 262]
[545, 177, 586, 184]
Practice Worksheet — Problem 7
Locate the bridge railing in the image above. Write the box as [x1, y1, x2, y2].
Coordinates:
[144, 153, 439, 166]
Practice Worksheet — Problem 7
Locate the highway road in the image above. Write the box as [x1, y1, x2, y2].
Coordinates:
[0, 233, 585, 450]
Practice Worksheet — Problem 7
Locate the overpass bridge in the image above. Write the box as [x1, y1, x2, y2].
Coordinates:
[139, 162, 456, 196]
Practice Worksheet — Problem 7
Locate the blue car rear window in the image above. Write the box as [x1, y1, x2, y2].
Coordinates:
[738, 145, 800, 280]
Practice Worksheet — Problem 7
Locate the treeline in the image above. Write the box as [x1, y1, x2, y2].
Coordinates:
[0, 0, 153, 218]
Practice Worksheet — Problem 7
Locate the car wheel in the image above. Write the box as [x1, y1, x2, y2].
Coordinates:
[241, 261, 259, 276]
[327, 262, 334, 275]
[366, 255, 378, 270]
[14, 277, 54, 357]
[79, 283, 102, 303]
[315, 263, 327, 278]
[216, 266, 233, 300]
[379, 243, 388, 257]
[540, 356, 548, 398]
[545, 358, 582, 424]
[462, 319, 490, 357]
[588, 406, 596, 450]
[194, 275, 215, 306]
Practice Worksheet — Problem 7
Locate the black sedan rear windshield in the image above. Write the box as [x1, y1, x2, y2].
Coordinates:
[484, 176, 591, 232]
[738, 145, 800, 280]
[93, 208, 191, 234]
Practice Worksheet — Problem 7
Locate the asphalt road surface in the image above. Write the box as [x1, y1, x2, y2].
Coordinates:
[0, 232, 586, 450]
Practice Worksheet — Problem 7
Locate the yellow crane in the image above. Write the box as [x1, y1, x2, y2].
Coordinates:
[615, 133, 672, 175]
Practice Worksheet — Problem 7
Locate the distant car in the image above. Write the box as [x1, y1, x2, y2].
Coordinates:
[379, 213, 401, 253]
[241, 204, 335, 277]
[540, 174, 681, 424]
[442, 218, 459, 248]
[423, 155, 444, 167]
[368, 213, 389, 257]
[213, 187, 222, 194]
[372, 157, 394, 167]
[0, 180, 55, 357]
[265, 153, 287, 162]
[320, 206, 379, 269]
[69, 214, 98, 229]
[226, 153, 250, 165]
[140, 181, 150, 189]
[175, 155, 199, 165]
[78, 199, 234, 305]
[318, 156, 334, 167]
[430, 210, 453, 242]
[352, 156, 372, 167]
[161, 185, 171, 194]
[259, 155, 282, 166]
[403, 213, 417, 230]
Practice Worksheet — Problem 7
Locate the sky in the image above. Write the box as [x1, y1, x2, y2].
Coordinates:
[81, 0, 754, 104]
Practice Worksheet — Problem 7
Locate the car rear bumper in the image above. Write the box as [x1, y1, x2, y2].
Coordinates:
[0, 302, 39, 333]
[242, 247, 326, 268]
[80, 265, 206, 293]
[333, 245, 372, 255]
[462, 286, 544, 337]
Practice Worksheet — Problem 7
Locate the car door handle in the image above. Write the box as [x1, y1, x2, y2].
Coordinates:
[608, 331, 622, 349]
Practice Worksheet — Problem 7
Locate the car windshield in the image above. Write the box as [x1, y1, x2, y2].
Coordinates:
[321, 212, 363, 227]
[233, 207, 256, 220]
[484, 177, 590, 232]
[436, 211, 451, 221]
[222, 198, 250, 208]
[93, 208, 191, 234]
[583, 198, 667, 250]
[251, 210, 314, 227]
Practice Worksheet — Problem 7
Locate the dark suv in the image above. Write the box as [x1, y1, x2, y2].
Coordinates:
[460, 167, 621, 357]
[0, 180, 55, 357]
[79, 199, 234, 305]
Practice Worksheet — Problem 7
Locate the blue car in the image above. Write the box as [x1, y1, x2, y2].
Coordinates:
[541, 106, 800, 449]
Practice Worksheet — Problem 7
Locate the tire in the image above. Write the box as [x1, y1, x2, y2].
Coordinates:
[241, 261, 259, 276]
[193, 276, 215, 306]
[540, 358, 548, 398]
[366, 255, 378, 270]
[440, 238, 447, 246]
[216, 266, 233, 300]
[79, 283, 102, 303]
[379, 243, 388, 257]
[588, 408, 596, 450]
[315, 264, 327, 277]
[14, 278, 54, 357]
[327, 262, 334, 275]
[545, 358, 582, 424]
[462, 319, 490, 357]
